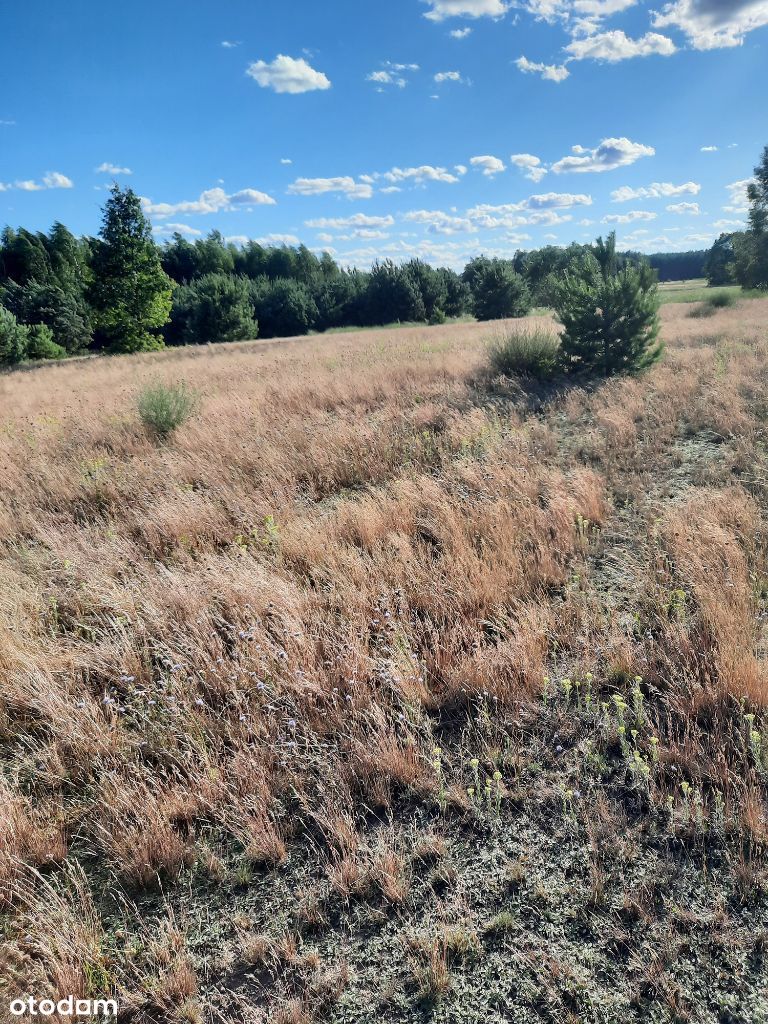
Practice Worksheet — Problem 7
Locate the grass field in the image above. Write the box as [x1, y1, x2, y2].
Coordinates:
[657, 279, 764, 305]
[2, 296, 768, 1023]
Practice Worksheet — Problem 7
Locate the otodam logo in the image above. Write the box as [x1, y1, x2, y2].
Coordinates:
[9, 996, 118, 1017]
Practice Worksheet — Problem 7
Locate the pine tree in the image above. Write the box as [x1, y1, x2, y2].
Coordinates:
[554, 250, 663, 377]
[90, 185, 172, 352]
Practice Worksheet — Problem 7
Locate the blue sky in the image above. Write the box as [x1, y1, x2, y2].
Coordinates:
[1, 0, 766, 269]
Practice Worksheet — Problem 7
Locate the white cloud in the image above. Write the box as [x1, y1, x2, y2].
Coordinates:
[0, 119, 15, 126]
[246, 55, 331, 94]
[510, 153, 547, 182]
[470, 154, 506, 176]
[42, 171, 74, 189]
[652, 0, 768, 50]
[95, 162, 132, 175]
[281, 158, 293, 165]
[305, 214, 395, 229]
[516, 56, 570, 82]
[611, 181, 701, 201]
[368, 70, 408, 87]
[526, 192, 592, 208]
[221, 40, 240, 48]
[723, 178, 752, 213]
[379, 165, 461, 185]
[565, 30, 676, 62]
[524, 0, 639, 33]
[141, 186, 276, 218]
[712, 218, 743, 229]
[152, 223, 203, 237]
[434, 70, 465, 83]
[450, 26, 473, 36]
[666, 201, 701, 215]
[7, 171, 74, 191]
[287, 176, 373, 199]
[701, 145, 718, 152]
[552, 137, 655, 174]
[422, 0, 508, 20]
[255, 233, 301, 245]
[404, 209, 474, 233]
[603, 210, 658, 223]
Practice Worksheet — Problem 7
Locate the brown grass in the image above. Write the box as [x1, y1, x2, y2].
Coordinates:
[2, 301, 768, 1013]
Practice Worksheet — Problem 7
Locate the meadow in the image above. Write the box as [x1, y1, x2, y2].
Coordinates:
[2, 296, 768, 1023]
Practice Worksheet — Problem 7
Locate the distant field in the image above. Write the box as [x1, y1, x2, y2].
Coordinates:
[658, 278, 764, 304]
[2, 298, 768, 1021]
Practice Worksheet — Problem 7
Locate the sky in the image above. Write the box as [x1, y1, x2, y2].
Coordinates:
[0, 0, 766, 270]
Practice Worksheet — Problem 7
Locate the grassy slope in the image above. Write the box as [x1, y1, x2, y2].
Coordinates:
[1, 299, 768, 1023]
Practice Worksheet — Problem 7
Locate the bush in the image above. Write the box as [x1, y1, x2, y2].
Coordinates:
[688, 291, 737, 319]
[487, 328, 560, 380]
[253, 278, 318, 338]
[167, 273, 257, 345]
[554, 259, 663, 377]
[27, 323, 66, 360]
[470, 260, 532, 321]
[707, 290, 737, 308]
[137, 381, 199, 439]
[0, 305, 30, 365]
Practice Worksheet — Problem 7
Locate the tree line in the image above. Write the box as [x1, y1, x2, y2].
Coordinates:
[2, 147, 765, 365]
[705, 147, 768, 290]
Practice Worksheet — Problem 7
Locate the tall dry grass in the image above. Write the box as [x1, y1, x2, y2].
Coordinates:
[1, 302, 768, 1015]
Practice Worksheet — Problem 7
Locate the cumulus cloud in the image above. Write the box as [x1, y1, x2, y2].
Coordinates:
[403, 209, 473, 233]
[510, 153, 547, 182]
[95, 162, 132, 175]
[434, 70, 465, 82]
[552, 137, 655, 174]
[470, 155, 506, 176]
[465, 193, 591, 229]
[450, 26, 473, 36]
[7, 171, 74, 191]
[516, 56, 570, 82]
[701, 145, 718, 152]
[287, 177, 373, 199]
[142, 186, 276, 218]
[377, 165, 461, 185]
[666, 201, 701, 214]
[254, 233, 301, 245]
[152, 222, 202, 237]
[611, 181, 701, 201]
[305, 214, 395, 229]
[246, 55, 331, 94]
[367, 70, 408, 87]
[603, 210, 658, 223]
[723, 178, 752, 213]
[221, 40, 240, 48]
[421, 0, 508, 20]
[652, 0, 768, 50]
[281, 158, 293, 165]
[565, 30, 676, 62]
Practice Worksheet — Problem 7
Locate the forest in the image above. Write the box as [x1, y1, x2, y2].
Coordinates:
[0, 175, 761, 364]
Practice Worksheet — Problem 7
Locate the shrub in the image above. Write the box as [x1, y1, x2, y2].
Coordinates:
[487, 327, 560, 380]
[27, 323, 66, 360]
[708, 290, 737, 308]
[252, 278, 318, 338]
[688, 291, 737, 319]
[471, 260, 532, 321]
[0, 305, 30, 365]
[554, 258, 663, 377]
[167, 273, 257, 346]
[137, 381, 199, 439]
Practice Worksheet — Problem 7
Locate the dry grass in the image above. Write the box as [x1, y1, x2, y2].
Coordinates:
[2, 301, 768, 1017]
